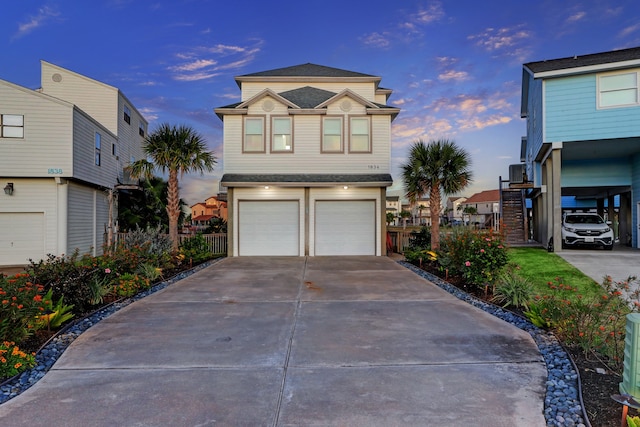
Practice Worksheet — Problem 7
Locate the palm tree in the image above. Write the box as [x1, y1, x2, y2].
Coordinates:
[129, 123, 216, 251]
[401, 139, 472, 250]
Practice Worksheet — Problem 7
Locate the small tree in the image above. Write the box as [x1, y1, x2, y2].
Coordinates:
[386, 212, 395, 226]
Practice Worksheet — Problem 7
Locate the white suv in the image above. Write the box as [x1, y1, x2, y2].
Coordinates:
[561, 212, 614, 250]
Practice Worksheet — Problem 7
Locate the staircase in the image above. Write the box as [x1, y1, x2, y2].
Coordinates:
[501, 189, 527, 244]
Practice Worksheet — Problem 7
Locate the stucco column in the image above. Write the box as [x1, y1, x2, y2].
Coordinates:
[551, 147, 562, 252]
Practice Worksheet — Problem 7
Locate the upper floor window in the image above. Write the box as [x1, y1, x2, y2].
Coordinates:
[95, 132, 101, 166]
[598, 71, 639, 108]
[272, 117, 292, 152]
[1, 114, 24, 138]
[243, 117, 265, 152]
[349, 117, 371, 153]
[139, 122, 145, 137]
[123, 105, 131, 124]
[112, 143, 117, 157]
[322, 117, 343, 152]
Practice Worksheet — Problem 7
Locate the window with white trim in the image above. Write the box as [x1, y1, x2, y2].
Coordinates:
[1, 114, 24, 138]
[598, 71, 639, 108]
[322, 117, 343, 152]
[243, 117, 265, 152]
[95, 132, 101, 166]
[272, 117, 292, 152]
[349, 117, 370, 152]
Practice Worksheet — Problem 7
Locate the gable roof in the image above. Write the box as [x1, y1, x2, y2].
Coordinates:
[463, 189, 500, 204]
[278, 86, 337, 108]
[524, 46, 640, 78]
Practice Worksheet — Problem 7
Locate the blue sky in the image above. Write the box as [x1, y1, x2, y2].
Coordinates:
[3, 0, 640, 206]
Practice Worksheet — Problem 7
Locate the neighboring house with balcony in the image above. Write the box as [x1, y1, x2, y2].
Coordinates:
[520, 46, 640, 249]
[385, 195, 400, 225]
[446, 196, 467, 224]
[460, 190, 500, 227]
[214, 63, 400, 256]
[0, 61, 146, 266]
[189, 195, 228, 231]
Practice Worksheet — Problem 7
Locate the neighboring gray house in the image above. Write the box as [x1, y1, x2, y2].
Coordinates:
[215, 63, 400, 256]
[520, 46, 640, 249]
[0, 61, 146, 266]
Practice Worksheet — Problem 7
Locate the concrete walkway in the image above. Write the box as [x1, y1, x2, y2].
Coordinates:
[0, 257, 546, 426]
[556, 244, 640, 285]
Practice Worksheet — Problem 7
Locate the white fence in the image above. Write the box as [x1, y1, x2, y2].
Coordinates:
[114, 233, 228, 255]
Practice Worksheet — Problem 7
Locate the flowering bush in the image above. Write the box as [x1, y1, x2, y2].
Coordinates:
[0, 341, 36, 379]
[0, 273, 49, 343]
[526, 275, 640, 371]
[113, 273, 149, 298]
[439, 228, 508, 289]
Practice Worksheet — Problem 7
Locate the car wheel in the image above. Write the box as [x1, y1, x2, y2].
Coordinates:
[562, 240, 567, 249]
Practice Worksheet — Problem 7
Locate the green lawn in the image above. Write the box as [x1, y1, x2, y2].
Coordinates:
[507, 247, 604, 298]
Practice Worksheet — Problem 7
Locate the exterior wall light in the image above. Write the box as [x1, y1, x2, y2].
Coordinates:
[264, 186, 270, 189]
[343, 185, 349, 189]
[4, 183, 13, 196]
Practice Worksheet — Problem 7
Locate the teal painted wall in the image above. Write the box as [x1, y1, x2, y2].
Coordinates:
[545, 73, 640, 142]
[562, 158, 632, 187]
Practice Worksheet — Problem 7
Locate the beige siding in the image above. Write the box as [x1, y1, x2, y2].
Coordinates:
[0, 178, 59, 263]
[72, 109, 120, 188]
[223, 114, 391, 174]
[67, 183, 107, 256]
[0, 81, 74, 177]
[241, 82, 375, 102]
[117, 93, 147, 166]
[41, 61, 119, 134]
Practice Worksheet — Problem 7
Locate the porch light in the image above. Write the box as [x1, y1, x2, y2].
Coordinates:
[3, 183, 13, 196]
[343, 186, 349, 189]
[264, 186, 270, 189]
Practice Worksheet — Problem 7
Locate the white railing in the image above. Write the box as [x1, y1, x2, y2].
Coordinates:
[113, 232, 228, 255]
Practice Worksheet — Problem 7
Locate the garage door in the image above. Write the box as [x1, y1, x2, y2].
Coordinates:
[0, 212, 45, 265]
[238, 201, 300, 256]
[315, 200, 376, 255]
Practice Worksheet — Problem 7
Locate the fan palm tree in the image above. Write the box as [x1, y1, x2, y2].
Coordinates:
[401, 139, 472, 250]
[129, 123, 216, 250]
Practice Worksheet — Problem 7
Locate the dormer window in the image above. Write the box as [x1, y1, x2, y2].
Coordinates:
[322, 117, 343, 153]
[349, 117, 371, 153]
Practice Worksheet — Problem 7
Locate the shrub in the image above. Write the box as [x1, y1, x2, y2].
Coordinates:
[439, 228, 508, 289]
[526, 276, 640, 372]
[408, 226, 431, 250]
[180, 233, 213, 263]
[0, 341, 36, 379]
[0, 273, 49, 343]
[492, 269, 533, 309]
[36, 289, 74, 330]
[113, 273, 149, 298]
[137, 262, 163, 283]
[120, 224, 173, 259]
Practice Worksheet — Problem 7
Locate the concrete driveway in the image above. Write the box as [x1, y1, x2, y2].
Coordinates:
[557, 244, 640, 284]
[0, 257, 546, 426]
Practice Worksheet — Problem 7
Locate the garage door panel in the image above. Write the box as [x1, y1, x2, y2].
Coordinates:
[0, 213, 45, 265]
[315, 201, 375, 256]
[239, 201, 299, 256]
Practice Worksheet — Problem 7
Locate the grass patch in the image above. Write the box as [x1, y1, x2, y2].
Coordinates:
[507, 247, 604, 298]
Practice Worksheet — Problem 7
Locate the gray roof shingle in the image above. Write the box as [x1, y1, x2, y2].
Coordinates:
[239, 63, 376, 78]
[525, 46, 640, 74]
[221, 173, 393, 186]
[278, 86, 337, 108]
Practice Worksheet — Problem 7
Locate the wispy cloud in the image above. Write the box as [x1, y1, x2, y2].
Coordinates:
[400, 2, 445, 33]
[168, 41, 262, 81]
[13, 5, 61, 39]
[619, 23, 640, 38]
[360, 32, 392, 49]
[566, 11, 586, 24]
[468, 25, 531, 52]
[438, 70, 469, 82]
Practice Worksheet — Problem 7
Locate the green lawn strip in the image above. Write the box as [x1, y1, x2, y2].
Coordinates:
[507, 247, 604, 298]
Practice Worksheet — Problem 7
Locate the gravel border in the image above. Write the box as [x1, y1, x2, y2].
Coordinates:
[1, 257, 589, 426]
[0, 258, 221, 405]
[399, 262, 589, 427]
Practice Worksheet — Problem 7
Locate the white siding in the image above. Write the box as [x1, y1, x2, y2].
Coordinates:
[0, 178, 59, 264]
[72, 109, 119, 188]
[41, 61, 119, 134]
[0, 81, 74, 177]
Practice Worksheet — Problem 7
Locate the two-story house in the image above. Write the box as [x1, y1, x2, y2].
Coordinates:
[0, 61, 146, 266]
[189, 195, 228, 232]
[214, 63, 399, 256]
[521, 46, 640, 249]
[460, 189, 500, 228]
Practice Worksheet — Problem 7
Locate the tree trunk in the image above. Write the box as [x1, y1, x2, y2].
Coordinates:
[430, 184, 441, 250]
[167, 169, 180, 251]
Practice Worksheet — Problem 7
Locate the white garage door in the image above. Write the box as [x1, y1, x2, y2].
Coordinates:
[238, 201, 300, 256]
[0, 212, 45, 265]
[315, 200, 376, 255]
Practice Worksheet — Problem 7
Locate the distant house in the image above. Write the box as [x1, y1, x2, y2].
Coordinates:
[446, 196, 467, 224]
[0, 61, 146, 266]
[189, 195, 228, 231]
[215, 63, 400, 256]
[520, 46, 640, 249]
[460, 190, 500, 227]
[385, 195, 400, 225]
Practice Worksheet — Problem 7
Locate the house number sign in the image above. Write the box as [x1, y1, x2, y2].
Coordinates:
[367, 164, 380, 169]
[47, 168, 63, 174]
